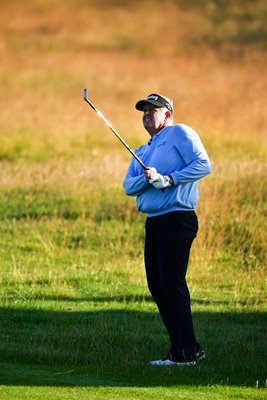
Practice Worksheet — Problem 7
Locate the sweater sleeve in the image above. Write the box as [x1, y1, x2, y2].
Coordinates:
[171, 125, 212, 184]
[123, 157, 150, 196]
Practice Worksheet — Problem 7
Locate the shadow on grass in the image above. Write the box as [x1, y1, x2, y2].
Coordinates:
[0, 306, 266, 388]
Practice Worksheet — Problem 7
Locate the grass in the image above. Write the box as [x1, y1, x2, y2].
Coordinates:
[0, 211, 266, 399]
[0, 0, 267, 399]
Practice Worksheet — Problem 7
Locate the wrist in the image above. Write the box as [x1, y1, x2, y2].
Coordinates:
[168, 174, 174, 186]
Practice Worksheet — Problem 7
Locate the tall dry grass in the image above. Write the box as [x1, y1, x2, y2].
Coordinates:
[0, 4, 266, 393]
[0, 0, 266, 271]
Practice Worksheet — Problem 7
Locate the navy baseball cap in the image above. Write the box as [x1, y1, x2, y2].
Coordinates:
[135, 93, 174, 114]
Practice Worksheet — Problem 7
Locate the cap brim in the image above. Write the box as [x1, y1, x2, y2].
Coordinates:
[135, 99, 166, 111]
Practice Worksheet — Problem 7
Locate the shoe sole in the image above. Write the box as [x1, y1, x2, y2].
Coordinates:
[149, 360, 197, 366]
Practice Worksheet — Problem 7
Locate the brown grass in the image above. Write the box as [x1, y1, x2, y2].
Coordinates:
[0, 0, 266, 270]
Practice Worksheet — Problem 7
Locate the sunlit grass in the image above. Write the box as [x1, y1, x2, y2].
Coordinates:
[0, 1, 266, 398]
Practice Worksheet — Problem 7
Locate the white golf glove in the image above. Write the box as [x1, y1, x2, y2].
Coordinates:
[149, 173, 173, 190]
[146, 167, 158, 181]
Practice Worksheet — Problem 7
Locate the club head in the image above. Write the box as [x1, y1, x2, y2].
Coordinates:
[83, 88, 87, 100]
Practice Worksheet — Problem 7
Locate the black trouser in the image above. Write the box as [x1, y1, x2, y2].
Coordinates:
[144, 211, 198, 358]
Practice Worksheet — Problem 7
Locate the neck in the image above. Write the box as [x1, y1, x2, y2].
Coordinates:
[147, 121, 172, 137]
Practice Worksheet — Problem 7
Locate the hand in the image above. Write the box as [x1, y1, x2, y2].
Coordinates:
[143, 167, 157, 181]
[149, 173, 173, 190]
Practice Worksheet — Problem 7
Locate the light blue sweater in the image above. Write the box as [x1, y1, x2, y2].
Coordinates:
[123, 124, 212, 217]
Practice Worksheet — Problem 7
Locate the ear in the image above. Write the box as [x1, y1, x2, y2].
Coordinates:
[165, 110, 172, 119]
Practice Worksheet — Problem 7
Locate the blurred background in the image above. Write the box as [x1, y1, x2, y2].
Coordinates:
[0, 1, 266, 380]
[0, 0, 266, 267]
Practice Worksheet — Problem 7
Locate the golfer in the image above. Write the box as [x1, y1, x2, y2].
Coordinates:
[123, 93, 212, 366]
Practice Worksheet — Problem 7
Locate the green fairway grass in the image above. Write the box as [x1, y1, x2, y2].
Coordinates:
[0, 1, 266, 399]
[0, 206, 266, 399]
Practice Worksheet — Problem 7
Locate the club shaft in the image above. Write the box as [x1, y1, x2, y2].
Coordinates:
[83, 89, 148, 170]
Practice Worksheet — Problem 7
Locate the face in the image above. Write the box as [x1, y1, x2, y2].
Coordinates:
[142, 104, 169, 136]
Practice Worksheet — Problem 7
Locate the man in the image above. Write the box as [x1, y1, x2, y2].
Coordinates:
[123, 93, 212, 366]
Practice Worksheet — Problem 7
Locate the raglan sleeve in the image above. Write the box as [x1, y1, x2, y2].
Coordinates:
[171, 125, 212, 184]
[123, 147, 150, 197]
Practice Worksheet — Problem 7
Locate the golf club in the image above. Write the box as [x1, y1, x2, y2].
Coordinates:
[83, 88, 148, 170]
